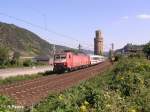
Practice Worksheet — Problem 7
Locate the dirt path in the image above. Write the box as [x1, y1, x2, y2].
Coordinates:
[0, 66, 53, 79]
[0, 61, 112, 106]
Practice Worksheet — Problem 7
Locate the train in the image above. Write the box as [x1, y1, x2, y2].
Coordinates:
[53, 51, 106, 73]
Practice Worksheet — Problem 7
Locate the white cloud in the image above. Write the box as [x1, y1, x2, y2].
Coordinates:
[136, 14, 150, 19]
[121, 16, 129, 20]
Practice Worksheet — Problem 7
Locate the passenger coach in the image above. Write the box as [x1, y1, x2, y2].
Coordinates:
[89, 55, 105, 65]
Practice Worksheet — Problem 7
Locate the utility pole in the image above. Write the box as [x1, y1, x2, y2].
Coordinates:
[49, 44, 56, 66]
[78, 44, 82, 52]
[53, 44, 56, 56]
[51, 44, 55, 65]
[109, 43, 115, 61]
[111, 43, 114, 51]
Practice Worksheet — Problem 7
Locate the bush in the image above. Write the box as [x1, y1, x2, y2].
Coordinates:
[143, 42, 150, 59]
[114, 54, 124, 61]
[0, 95, 15, 112]
[23, 59, 34, 67]
[109, 58, 150, 111]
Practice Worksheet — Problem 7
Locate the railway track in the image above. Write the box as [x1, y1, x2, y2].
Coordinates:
[0, 61, 112, 107]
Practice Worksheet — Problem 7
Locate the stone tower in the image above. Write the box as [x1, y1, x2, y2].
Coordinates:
[94, 30, 103, 55]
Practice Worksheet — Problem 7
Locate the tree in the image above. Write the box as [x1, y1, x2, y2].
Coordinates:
[143, 42, 150, 59]
[109, 49, 115, 61]
[0, 46, 9, 66]
[11, 51, 20, 65]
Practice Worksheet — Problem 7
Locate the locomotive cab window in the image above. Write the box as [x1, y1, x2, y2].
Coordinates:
[55, 55, 60, 60]
[61, 55, 66, 59]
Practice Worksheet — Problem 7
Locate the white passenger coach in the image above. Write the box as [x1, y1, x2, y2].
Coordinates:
[89, 55, 106, 65]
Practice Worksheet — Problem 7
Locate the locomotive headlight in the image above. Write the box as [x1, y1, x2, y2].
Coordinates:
[64, 62, 67, 66]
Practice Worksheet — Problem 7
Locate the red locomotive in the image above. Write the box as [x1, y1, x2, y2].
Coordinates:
[53, 51, 90, 73]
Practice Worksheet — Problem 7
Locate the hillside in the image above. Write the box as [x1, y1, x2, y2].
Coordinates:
[0, 22, 70, 56]
[0, 22, 93, 57]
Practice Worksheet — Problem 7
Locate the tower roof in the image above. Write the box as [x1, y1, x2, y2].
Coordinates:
[95, 30, 103, 38]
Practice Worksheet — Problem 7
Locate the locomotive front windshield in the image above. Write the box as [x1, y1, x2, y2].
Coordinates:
[54, 54, 66, 60]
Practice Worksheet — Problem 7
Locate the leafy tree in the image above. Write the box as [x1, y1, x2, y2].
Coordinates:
[11, 51, 20, 66]
[143, 42, 150, 59]
[0, 46, 9, 67]
[109, 49, 115, 61]
[12, 51, 20, 61]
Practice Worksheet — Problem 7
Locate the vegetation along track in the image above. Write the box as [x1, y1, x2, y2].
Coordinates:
[0, 61, 112, 107]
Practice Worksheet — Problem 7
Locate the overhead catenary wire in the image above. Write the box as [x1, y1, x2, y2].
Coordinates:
[28, 7, 47, 30]
[0, 12, 79, 42]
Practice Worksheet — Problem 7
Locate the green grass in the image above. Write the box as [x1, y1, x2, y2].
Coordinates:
[33, 58, 150, 112]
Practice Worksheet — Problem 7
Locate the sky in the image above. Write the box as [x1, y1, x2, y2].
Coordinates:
[0, 0, 150, 51]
